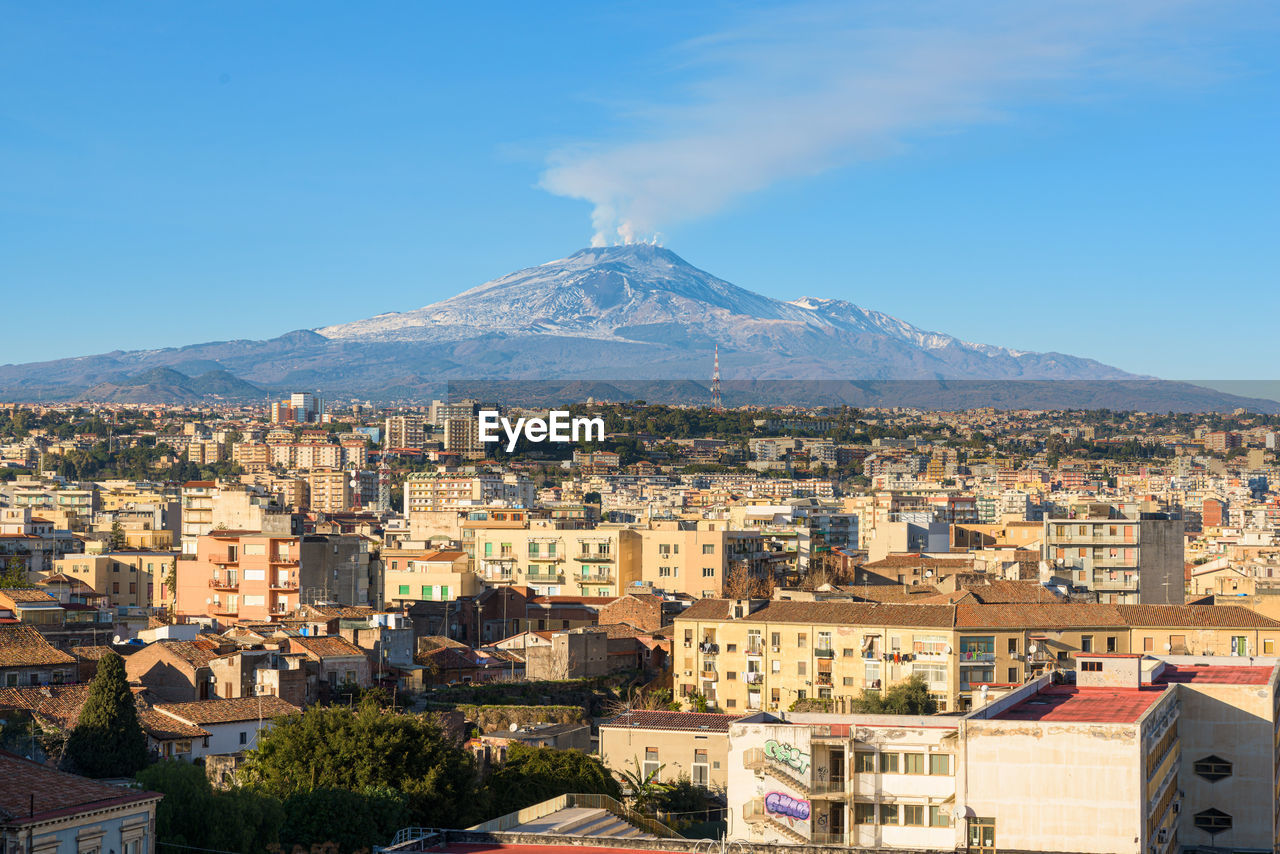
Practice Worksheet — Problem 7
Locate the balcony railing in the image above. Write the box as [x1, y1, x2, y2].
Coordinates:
[815, 648, 835, 659]
[574, 573, 613, 584]
[209, 577, 238, 590]
[577, 553, 614, 562]
[958, 651, 995, 663]
[744, 671, 763, 684]
[746, 643, 764, 656]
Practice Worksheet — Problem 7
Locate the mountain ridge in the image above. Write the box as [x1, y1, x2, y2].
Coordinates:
[0, 243, 1272, 411]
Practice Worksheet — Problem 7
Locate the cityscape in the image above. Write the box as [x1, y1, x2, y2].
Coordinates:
[2, 3, 1277, 854]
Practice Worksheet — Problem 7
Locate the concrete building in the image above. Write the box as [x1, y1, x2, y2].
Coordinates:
[473, 521, 641, 598]
[637, 521, 767, 599]
[380, 548, 478, 608]
[1043, 512, 1185, 604]
[51, 550, 177, 610]
[599, 710, 767, 792]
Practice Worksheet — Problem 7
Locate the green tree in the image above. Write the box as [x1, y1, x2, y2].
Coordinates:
[109, 519, 127, 551]
[0, 556, 28, 588]
[241, 694, 478, 828]
[137, 761, 284, 854]
[848, 675, 938, 715]
[62, 651, 148, 777]
[279, 788, 411, 854]
[616, 758, 673, 814]
[486, 744, 622, 818]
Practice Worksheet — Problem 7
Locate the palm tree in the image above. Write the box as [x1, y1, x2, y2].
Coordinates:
[617, 758, 674, 814]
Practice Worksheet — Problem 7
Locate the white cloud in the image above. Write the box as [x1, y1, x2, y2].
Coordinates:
[540, 0, 1245, 246]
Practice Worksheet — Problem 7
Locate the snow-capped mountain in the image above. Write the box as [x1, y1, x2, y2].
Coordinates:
[11, 242, 1275, 410]
[315, 244, 1119, 380]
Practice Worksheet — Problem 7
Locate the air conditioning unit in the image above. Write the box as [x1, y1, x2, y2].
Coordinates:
[684, 670, 693, 676]
[772, 645, 781, 653]
[1157, 829, 1168, 844]
[1172, 801, 1181, 814]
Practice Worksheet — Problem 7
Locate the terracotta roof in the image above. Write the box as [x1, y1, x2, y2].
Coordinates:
[300, 604, 376, 619]
[740, 600, 957, 628]
[1113, 604, 1280, 629]
[863, 554, 973, 569]
[0, 588, 60, 605]
[677, 599, 733, 621]
[289, 635, 365, 659]
[0, 684, 92, 729]
[154, 696, 301, 725]
[959, 580, 1068, 605]
[602, 710, 745, 732]
[0, 751, 161, 824]
[69, 645, 116, 661]
[151, 640, 220, 670]
[136, 708, 211, 740]
[0, 626, 77, 668]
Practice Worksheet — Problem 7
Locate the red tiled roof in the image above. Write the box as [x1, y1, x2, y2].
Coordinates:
[602, 710, 745, 733]
[993, 685, 1166, 723]
[154, 696, 301, 725]
[288, 635, 365, 659]
[0, 626, 77, 668]
[0, 750, 160, 824]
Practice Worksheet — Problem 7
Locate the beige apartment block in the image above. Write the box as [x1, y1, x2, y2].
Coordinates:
[306, 467, 352, 514]
[637, 521, 767, 599]
[380, 548, 479, 607]
[674, 599, 1280, 714]
[473, 521, 641, 598]
[52, 551, 178, 610]
[599, 710, 767, 793]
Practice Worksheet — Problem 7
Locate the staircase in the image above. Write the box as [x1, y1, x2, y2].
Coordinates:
[519, 807, 655, 839]
[743, 748, 812, 794]
[742, 804, 810, 845]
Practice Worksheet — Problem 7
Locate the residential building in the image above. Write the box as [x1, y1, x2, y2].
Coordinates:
[0, 625, 77, 687]
[1043, 513, 1185, 604]
[600, 710, 767, 792]
[124, 639, 220, 701]
[152, 695, 302, 755]
[0, 753, 161, 854]
[473, 521, 641, 598]
[52, 551, 177, 610]
[638, 521, 767, 599]
[380, 548, 478, 608]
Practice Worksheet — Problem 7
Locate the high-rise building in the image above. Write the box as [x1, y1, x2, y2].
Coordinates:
[1043, 512, 1185, 604]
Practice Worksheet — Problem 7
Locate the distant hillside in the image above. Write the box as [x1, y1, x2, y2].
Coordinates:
[79, 368, 266, 404]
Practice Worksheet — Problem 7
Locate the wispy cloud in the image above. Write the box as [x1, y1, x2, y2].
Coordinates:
[540, 1, 1245, 246]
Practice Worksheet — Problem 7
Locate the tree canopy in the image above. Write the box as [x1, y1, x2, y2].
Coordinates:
[62, 651, 148, 777]
[486, 743, 621, 818]
[848, 675, 938, 715]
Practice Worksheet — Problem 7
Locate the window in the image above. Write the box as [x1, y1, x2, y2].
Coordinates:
[1007, 638, 1018, 654]
[239, 731, 248, 745]
[1266, 639, 1276, 655]
[701, 567, 714, 577]
[913, 662, 947, 687]
[929, 805, 951, 827]
[959, 636, 994, 658]
[879, 752, 899, 773]
[1193, 808, 1232, 834]
[902, 804, 924, 826]
[398, 585, 410, 596]
[853, 803, 875, 824]
[422, 585, 432, 600]
[702, 544, 715, 554]
[879, 804, 899, 824]
[1143, 636, 1153, 651]
[817, 631, 832, 651]
[643, 748, 660, 779]
[929, 754, 951, 775]
[441, 585, 449, 600]
[692, 749, 709, 787]
[1080, 635, 1092, 653]
[771, 632, 781, 647]
[854, 751, 875, 773]
[797, 633, 807, 648]
[1107, 636, 1117, 653]
[797, 661, 806, 676]
[903, 753, 925, 774]
[1193, 755, 1232, 782]
[1081, 660, 1102, 672]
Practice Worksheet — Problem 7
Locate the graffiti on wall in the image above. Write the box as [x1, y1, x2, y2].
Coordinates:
[764, 739, 811, 774]
[765, 791, 811, 822]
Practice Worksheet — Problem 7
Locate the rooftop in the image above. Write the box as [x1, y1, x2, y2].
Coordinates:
[1156, 664, 1273, 685]
[601, 710, 745, 733]
[154, 696, 301, 725]
[992, 685, 1166, 724]
[0, 750, 160, 824]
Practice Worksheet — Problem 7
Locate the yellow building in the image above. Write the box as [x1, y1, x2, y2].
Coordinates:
[674, 599, 1280, 714]
[472, 520, 641, 598]
[637, 520, 767, 599]
[380, 548, 479, 607]
[51, 551, 177, 610]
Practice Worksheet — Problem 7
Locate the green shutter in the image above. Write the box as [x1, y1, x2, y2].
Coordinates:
[398, 585, 409, 595]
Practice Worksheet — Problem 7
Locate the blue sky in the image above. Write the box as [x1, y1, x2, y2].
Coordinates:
[1, 1, 1276, 378]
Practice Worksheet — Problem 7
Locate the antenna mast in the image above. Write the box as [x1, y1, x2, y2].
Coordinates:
[711, 344, 723, 412]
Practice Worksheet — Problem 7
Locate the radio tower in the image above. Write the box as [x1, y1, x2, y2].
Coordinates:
[711, 344, 723, 411]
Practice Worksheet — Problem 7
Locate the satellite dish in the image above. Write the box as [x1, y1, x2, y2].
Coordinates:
[1028, 643, 1038, 654]
[1164, 644, 1172, 652]
[509, 723, 519, 732]
[944, 645, 953, 655]
[112, 635, 122, 645]
[924, 570, 934, 579]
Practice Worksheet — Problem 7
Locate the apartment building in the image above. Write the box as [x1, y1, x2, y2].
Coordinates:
[385, 414, 427, 449]
[174, 531, 371, 624]
[473, 520, 642, 598]
[638, 520, 767, 599]
[306, 467, 352, 514]
[405, 472, 535, 515]
[725, 655, 1280, 854]
[1043, 512, 1185, 604]
[599, 710, 767, 792]
[0, 507, 80, 576]
[52, 551, 177, 610]
[380, 548, 479, 608]
[179, 481, 216, 555]
[674, 598, 1280, 714]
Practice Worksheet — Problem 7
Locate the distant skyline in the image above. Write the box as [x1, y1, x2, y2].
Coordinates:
[1, 2, 1277, 378]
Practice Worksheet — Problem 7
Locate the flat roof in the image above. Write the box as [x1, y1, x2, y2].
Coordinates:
[433, 845, 635, 854]
[1156, 664, 1273, 685]
[993, 685, 1166, 723]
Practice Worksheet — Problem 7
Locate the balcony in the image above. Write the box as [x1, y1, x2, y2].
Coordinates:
[700, 670, 718, 681]
[526, 570, 565, 584]
[527, 551, 563, 562]
[958, 651, 995, 663]
[574, 573, 613, 585]
[211, 557, 239, 567]
[744, 671, 763, 684]
[209, 576, 239, 590]
[815, 648, 835, 659]
[816, 673, 833, 686]
[269, 558, 299, 567]
[270, 577, 299, 591]
[746, 643, 764, 656]
[699, 642, 719, 655]
[577, 553, 614, 562]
